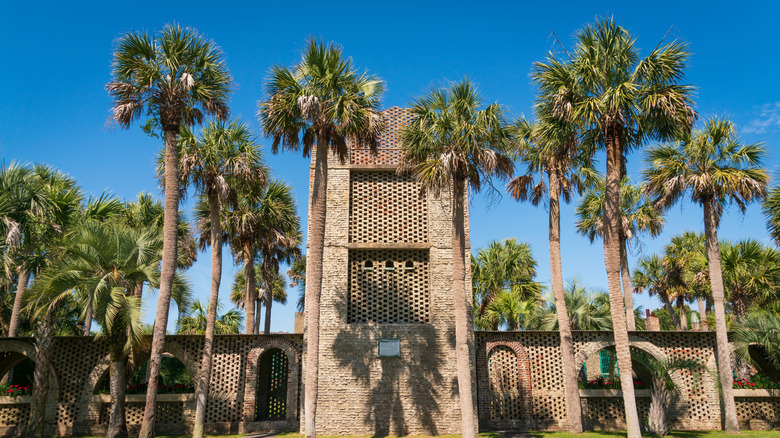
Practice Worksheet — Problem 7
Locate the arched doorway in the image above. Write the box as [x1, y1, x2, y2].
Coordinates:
[487, 345, 521, 421]
[255, 348, 288, 420]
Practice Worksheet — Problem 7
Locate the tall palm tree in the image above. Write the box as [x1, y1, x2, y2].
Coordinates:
[27, 221, 159, 438]
[576, 177, 664, 330]
[471, 238, 542, 329]
[399, 79, 513, 438]
[507, 111, 594, 432]
[177, 300, 243, 335]
[643, 116, 768, 432]
[763, 180, 780, 245]
[258, 38, 384, 438]
[543, 19, 696, 437]
[107, 24, 233, 438]
[230, 266, 287, 333]
[179, 119, 265, 438]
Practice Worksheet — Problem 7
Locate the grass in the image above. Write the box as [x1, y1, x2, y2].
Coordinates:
[21, 431, 780, 438]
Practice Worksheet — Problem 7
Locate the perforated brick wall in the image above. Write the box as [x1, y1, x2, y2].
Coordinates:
[349, 171, 427, 244]
[347, 249, 430, 324]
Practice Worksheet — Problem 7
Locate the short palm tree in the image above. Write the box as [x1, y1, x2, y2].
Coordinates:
[719, 239, 780, 317]
[179, 119, 265, 438]
[252, 181, 301, 334]
[1, 163, 82, 337]
[258, 38, 384, 438]
[633, 254, 682, 330]
[644, 116, 768, 432]
[177, 300, 243, 335]
[664, 232, 710, 330]
[576, 177, 664, 331]
[28, 221, 159, 438]
[230, 266, 287, 333]
[734, 310, 780, 374]
[542, 18, 696, 436]
[484, 292, 536, 331]
[631, 350, 705, 436]
[399, 79, 513, 438]
[533, 280, 613, 331]
[471, 238, 542, 328]
[107, 24, 233, 438]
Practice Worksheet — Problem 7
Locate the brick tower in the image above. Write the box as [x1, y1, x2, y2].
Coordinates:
[302, 106, 475, 435]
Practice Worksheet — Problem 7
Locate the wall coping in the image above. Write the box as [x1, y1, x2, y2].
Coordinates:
[90, 393, 196, 403]
[733, 388, 780, 397]
[579, 389, 651, 398]
[0, 396, 32, 404]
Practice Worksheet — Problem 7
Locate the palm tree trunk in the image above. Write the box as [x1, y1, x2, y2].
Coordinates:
[263, 264, 273, 335]
[304, 137, 328, 438]
[547, 171, 583, 433]
[8, 257, 31, 337]
[255, 301, 262, 334]
[193, 193, 223, 438]
[603, 130, 641, 438]
[661, 293, 681, 330]
[703, 200, 739, 432]
[107, 348, 128, 438]
[83, 300, 93, 336]
[697, 296, 708, 330]
[453, 178, 476, 438]
[619, 237, 636, 331]
[243, 243, 256, 335]
[678, 300, 688, 330]
[28, 310, 54, 438]
[139, 128, 181, 438]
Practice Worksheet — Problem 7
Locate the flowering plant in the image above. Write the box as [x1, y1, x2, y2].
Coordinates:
[578, 376, 647, 389]
[0, 383, 32, 397]
[733, 374, 780, 390]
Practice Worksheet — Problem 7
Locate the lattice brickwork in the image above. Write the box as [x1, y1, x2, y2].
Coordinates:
[349, 171, 427, 244]
[736, 398, 780, 428]
[350, 107, 412, 165]
[488, 346, 521, 420]
[348, 249, 430, 324]
[98, 402, 183, 425]
[265, 350, 288, 419]
[581, 397, 650, 429]
[0, 404, 29, 426]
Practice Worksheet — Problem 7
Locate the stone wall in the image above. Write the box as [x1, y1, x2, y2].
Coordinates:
[0, 334, 302, 436]
[476, 330, 780, 431]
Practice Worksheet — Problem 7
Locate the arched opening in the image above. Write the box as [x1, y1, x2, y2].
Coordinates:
[487, 345, 521, 420]
[94, 353, 194, 395]
[0, 352, 34, 395]
[255, 348, 288, 420]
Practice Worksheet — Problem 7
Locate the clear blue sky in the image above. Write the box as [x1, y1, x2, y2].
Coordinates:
[2, 1, 780, 332]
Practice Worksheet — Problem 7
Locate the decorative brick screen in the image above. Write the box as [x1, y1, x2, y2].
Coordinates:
[488, 346, 522, 420]
[347, 249, 430, 324]
[0, 404, 29, 427]
[349, 171, 427, 244]
[98, 402, 182, 425]
[350, 107, 412, 165]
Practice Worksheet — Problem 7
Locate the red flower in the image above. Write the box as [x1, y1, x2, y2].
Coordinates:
[6, 389, 12, 393]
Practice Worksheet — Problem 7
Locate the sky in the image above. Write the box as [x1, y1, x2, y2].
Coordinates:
[2, 1, 780, 333]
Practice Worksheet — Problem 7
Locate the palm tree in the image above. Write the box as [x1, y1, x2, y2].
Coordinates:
[533, 280, 613, 331]
[230, 266, 287, 333]
[763, 181, 780, 245]
[576, 177, 664, 330]
[734, 310, 780, 374]
[27, 221, 158, 438]
[633, 254, 682, 330]
[644, 116, 768, 432]
[177, 300, 243, 335]
[179, 119, 265, 438]
[258, 38, 384, 438]
[1, 163, 82, 337]
[107, 24, 233, 438]
[288, 255, 306, 312]
[720, 239, 780, 317]
[471, 238, 542, 329]
[542, 19, 696, 437]
[399, 79, 513, 438]
[483, 292, 536, 331]
[507, 109, 594, 432]
[252, 181, 301, 334]
[631, 349, 706, 436]
[664, 232, 710, 330]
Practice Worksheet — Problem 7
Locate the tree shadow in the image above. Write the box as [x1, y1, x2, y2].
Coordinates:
[331, 264, 446, 436]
